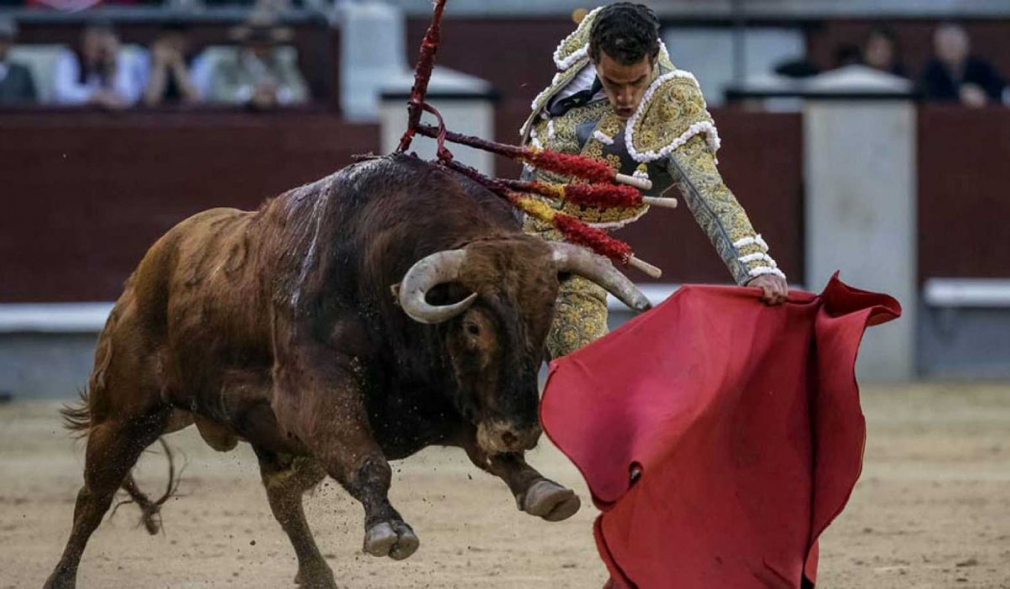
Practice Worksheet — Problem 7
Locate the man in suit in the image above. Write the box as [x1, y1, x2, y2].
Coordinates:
[0, 18, 38, 106]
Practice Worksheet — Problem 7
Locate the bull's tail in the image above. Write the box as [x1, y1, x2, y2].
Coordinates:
[62, 389, 182, 535]
[113, 438, 183, 535]
[60, 388, 92, 438]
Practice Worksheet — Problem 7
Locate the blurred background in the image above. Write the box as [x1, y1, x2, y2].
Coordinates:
[1, 0, 1009, 398]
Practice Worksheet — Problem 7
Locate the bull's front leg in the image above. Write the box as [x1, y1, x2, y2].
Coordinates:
[458, 431, 582, 522]
[272, 347, 420, 562]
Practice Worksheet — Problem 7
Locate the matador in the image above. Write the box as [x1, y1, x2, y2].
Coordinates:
[521, 3, 790, 360]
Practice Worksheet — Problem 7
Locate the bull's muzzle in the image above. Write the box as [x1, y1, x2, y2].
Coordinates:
[477, 420, 542, 455]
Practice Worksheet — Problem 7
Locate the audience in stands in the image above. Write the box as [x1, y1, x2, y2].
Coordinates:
[206, 18, 308, 109]
[861, 25, 907, 78]
[831, 44, 862, 69]
[824, 26, 906, 78]
[919, 23, 1006, 107]
[142, 21, 201, 106]
[27, 0, 147, 10]
[52, 20, 145, 108]
[18, 13, 1006, 112]
[0, 18, 38, 105]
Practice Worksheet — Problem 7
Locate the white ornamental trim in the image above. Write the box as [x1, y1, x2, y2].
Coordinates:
[593, 129, 615, 145]
[586, 207, 650, 230]
[749, 266, 787, 280]
[552, 6, 604, 70]
[548, 119, 556, 140]
[738, 253, 778, 268]
[530, 72, 564, 112]
[628, 121, 721, 164]
[523, 73, 567, 137]
[625, 71, 721, 163]
[529, 127, 544, 150]
[733, 234, 770, 251]
[555, 44, 589, 72]
[633, 168, 650, 181]
[658, 40, 672, 65]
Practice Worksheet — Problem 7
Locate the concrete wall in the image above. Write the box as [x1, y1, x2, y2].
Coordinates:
[0, 334, 98, 400]
[919, 306, 1010, 379]
[804, 100, 917, 381]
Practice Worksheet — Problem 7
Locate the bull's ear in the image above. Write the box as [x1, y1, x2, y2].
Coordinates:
[390, 283, 402, 306]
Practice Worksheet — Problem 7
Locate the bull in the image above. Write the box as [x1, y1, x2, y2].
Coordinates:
[44, 154, 649, 589]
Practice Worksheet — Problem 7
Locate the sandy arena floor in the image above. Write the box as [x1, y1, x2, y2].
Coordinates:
[2, 383, 1009, 589]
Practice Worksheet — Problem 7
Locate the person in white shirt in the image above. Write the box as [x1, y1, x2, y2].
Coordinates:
[52, 21, 144, 109]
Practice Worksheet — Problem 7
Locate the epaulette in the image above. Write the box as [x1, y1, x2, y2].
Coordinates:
[521, 7, 678, 140]
[625, 70, 721, 163]
[552, 6, 604, 71]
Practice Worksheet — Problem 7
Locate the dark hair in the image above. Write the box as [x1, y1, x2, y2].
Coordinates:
[865, 24, 902, 59]
[76, 19, 118, 85]
[832, 44, 862, 68]
[866, 24, 898, 46]
[589, 3, 661, 66]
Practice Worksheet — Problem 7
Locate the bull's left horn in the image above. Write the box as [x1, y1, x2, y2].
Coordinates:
[551, 243, 651, 312]
[398, 250, 478, 324]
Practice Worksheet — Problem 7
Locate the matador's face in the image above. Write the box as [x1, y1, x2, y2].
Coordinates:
[594, 51, 656, 120]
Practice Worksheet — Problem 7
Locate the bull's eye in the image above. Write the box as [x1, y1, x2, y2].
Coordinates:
[466, 323, 480, 336]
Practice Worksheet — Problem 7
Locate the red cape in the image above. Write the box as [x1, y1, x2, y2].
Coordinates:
[540, 275, 900, 588]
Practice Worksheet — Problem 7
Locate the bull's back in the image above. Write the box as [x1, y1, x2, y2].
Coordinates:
[163, 207, 273, 351]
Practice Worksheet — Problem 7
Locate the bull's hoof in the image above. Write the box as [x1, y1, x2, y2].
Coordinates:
[520, 479, 582, 522]
[363, 521, 420, 561]
[293, 563, 338, 589]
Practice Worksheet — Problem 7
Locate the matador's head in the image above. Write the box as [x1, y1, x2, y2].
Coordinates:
[589, 2, 662, 120]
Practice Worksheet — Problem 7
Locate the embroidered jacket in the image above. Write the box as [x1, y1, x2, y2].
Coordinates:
[519, 7, 784, 286]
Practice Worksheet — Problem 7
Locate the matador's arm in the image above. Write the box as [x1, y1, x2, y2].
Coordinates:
[664, 136, 785, 286]
[626, 70, 784, 286]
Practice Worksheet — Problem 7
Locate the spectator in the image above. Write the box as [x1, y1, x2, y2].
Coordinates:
[832, 44, 862, 69]
[208, 19, 308, 109]
[919, 23, 1006, 107]
[0, 18, 38, 105]
[52, 21, 144, 108]
[862, 25, 907, 78]
[27, 0, 143, 11]
[142, 22, 201, 107]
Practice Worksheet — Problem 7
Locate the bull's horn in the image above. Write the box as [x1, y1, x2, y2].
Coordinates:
[398, 250, 478, 324]
[551, 243, 651, 312]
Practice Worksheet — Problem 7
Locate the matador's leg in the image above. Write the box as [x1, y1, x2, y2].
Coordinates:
[545, 274, 609, 361]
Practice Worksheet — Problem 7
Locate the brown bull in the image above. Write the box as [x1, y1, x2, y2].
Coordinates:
[44, 154, 649, 589]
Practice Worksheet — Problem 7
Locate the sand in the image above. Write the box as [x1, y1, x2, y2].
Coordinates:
[2, 383, 1009, 589]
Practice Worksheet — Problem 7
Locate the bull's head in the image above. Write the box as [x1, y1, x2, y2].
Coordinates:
[395, 239, 649, 456]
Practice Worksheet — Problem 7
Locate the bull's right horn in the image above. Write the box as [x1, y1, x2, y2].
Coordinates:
[397, 250, 478, 325]
[551, 243, 651, 312]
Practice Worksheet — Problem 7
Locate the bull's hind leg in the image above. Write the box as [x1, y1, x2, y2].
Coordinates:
[254, 449, 336, 589]
[459, 434, 581, 522]
[44, 412, 170, 589]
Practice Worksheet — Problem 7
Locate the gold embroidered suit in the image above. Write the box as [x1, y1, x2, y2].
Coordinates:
[521, 8, 785, 359]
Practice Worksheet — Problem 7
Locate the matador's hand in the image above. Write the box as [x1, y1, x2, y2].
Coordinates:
[747, 274, 788, 305]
